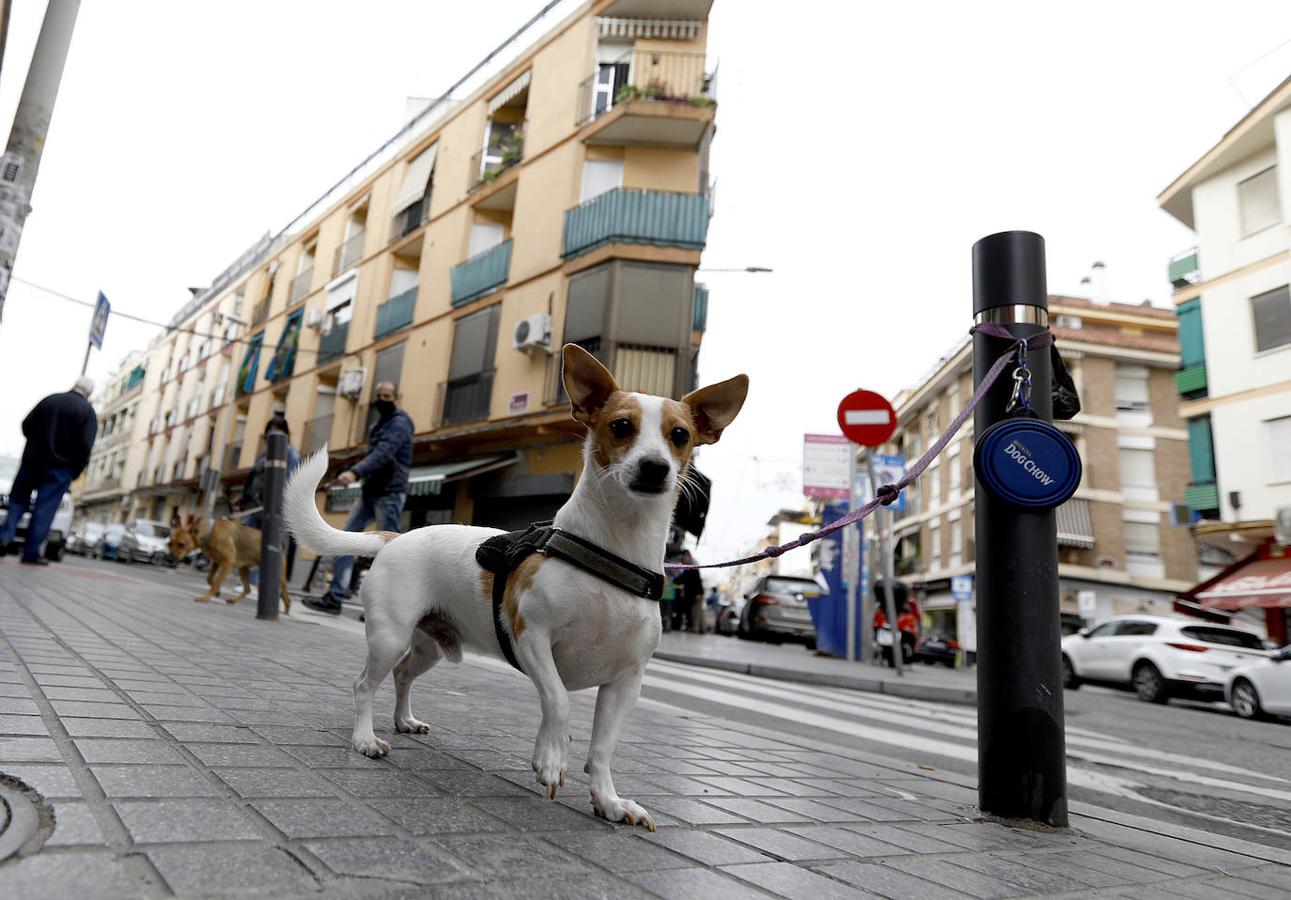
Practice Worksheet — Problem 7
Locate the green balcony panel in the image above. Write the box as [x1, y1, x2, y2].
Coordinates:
[1184, 481, 1219, 514]
[1187, 416, 1216, 483]
[1176, 298, 1205, 368]
[693, 284, 708, 332]
[562, 188, 709, 260]
[375, 287, 417, 338]
[1168, 250, 1199, 288]
[318, 320, 349, 363]
[1175, 363, 1207, 397]
[451, 240, 512, 307]
[125, 364, 146, 391]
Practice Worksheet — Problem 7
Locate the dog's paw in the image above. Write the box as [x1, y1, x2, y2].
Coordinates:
[194, 596, 209, 603]
[395, 716, 430, 735]
[353, 735, 391, 758]
[591, 792, 656, 832]
[226, 597, 241, 605]
[531, 736, 568, 798]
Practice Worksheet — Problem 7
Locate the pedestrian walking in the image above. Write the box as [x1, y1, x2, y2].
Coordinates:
[679, 552, 706, 634]
[303, 381, 413, 614]
[238, 415, 302, 582]
[0, 377, 97, 565]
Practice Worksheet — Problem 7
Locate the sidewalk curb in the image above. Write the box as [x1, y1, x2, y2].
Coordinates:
[653, 651, 979, 706]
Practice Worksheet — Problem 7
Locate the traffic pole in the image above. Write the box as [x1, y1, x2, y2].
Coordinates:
[257, 432, 287, 621]
[0, 0, 81, 324]
[971, 231, 1067, 827]
[867, 452, 902, 676]
[845, 447, 858, 662]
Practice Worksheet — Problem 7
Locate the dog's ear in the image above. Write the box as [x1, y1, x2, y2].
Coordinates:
[683, 374, 749, 445]
[562, 343, 620, 426]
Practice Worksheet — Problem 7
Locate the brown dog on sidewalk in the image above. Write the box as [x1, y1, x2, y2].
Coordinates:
[169, 517, 291, 614]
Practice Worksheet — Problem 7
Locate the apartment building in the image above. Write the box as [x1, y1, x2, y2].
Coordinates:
[77, 351, 148, 519]
[73, 0, 718, 535]
[881, 296, 1196, 648]
[1157, 75, 1291, 644]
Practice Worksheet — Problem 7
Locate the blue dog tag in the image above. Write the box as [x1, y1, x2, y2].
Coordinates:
[973, 418, 1081, 510]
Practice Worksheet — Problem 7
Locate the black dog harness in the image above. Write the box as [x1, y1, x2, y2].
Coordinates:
[475, 523, 665, 673]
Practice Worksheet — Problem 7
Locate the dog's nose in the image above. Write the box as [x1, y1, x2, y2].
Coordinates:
[634, 457, 671, 491]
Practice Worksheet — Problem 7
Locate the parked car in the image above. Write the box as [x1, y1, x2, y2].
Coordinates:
[67, 522, 107, 557]
[737, 575, 818, 645]
[99, 523, 126, 560]
[1226, 645, 1291, 721]
[716, 595, 747, 636]
[0, 454, 73, 561]
[914, 633, 960, 667]
[1061, 615, 1270, 704]
[118, 520, 173, 564]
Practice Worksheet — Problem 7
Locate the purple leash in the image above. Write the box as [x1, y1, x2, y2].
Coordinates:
[667, 326, 1054, 572]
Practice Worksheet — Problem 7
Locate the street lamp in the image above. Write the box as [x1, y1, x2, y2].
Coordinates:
[203, 313, 248, 516]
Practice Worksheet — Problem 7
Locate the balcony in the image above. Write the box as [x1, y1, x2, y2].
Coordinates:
[438, 369, 495, 426]
[1169, 249, 1200, 289]
[562, 188, 709, 260]
[693, 284, 708, 333]
[450, 240, 512, 307]
[303, 414, 334, 456]
[317, 320, 349, 363]
[1185, 481, 1220, 515]
[394, 197, 427, 242]
[578, 49, 716, 148]
[375, 287, 417, 338]
[290, 267, 314, 303]
[1175, 363, 1207, 397]
[469, 124, 525, 193]
[334, 228, 366, 275]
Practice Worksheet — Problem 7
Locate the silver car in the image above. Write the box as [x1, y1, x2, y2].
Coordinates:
[737, 575, 819, 645]
[118, 520, 173, 564]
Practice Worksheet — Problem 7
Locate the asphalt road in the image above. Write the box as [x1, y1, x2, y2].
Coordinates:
[60, 554, 1291, 853]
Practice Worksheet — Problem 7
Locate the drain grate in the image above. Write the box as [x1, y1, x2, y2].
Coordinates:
[0, 777, 45, 863]
[1140, 786, 1291, 832]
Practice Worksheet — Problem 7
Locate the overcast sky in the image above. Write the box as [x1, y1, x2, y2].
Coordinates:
[2, 1, 1290, 571]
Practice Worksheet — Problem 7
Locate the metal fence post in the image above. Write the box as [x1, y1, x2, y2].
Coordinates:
[257, 432, 287, 621]
[971, 231, 1068, 827]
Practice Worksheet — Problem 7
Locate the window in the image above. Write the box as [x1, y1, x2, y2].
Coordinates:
[1238, 166, 1281, 236]
[1114, 364, 1151, 412]
[930, 465, 941, 508]
[1179, 626, 1265, 651]
[391, 143, 438, 238]
[443, 306, 500, 425]
[1114, 621, 1158, 637]
[949, 521, 962, 567]
[237, 334, 264, 395]
[1123, 519, 1162, 578]
[929, 521, 941, 570]
[265, 310, 304, 382]
[1251, 285, 1291, 353]
[1118, 447, 1157, 500]
[1267, 415, 1291, 482]
[1086, 622, 1118, 638]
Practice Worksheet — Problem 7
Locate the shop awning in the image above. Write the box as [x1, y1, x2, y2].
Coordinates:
[1056, 498, 1094, 549]
[1176, 539, 1291, 613]
[329, 453, 518, 504]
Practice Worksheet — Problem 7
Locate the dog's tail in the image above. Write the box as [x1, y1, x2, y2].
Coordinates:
[282, 446, 393, 559]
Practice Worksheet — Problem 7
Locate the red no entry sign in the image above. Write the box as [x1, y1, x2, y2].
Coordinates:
[837, 390, 897, 447]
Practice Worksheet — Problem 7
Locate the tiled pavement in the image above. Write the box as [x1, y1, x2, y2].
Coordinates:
[1, 562, 1290, 898]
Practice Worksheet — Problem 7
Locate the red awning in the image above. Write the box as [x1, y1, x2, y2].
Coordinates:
[1191, 554, 1291, 612]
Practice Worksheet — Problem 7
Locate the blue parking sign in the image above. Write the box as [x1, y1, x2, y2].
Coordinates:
[89, 292, 110, 349]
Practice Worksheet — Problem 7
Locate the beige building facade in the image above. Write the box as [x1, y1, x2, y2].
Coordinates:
[74, 0, 718, 538]
[881, 296, 1197, 647]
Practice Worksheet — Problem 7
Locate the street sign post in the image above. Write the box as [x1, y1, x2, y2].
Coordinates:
[803, 434, 852, 499]
[837, 390, 900, 671]
[82, 291, 109, 376]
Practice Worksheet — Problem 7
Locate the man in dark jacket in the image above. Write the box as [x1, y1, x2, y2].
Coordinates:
[305, 381, 413, 614]
[1, 378, 98, 565]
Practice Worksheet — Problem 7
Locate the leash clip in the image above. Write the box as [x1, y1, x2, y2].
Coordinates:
[1006, 342, 1033, 415]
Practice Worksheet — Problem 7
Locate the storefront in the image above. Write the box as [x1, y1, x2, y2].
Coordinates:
[1175, 537, 1291, 646]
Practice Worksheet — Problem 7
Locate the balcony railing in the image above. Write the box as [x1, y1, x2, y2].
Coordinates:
[439, 369, 495, 426]
[375, 287, 417, 338]
[317, 320, 349, 363]
[290, 266, 314, 303]
[469, 122, 525, 192]
[394, 197, 427, 241]
[334, 228, 366, 275]
[1175, 363, 1207, 397]
[577, 49, 715, 127]
[561, 188, 709, 259]
[1169, 249, 1200, 289]
[1184, 481, 1220, 515]
[303, 414, 334, 456]
[450, 240, 512, 307]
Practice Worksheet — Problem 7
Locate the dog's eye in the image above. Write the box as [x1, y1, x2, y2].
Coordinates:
[670, 427, 690, 447]
[609, 418, 635, 439]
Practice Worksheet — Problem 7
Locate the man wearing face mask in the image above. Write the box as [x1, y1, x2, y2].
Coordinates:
[304, 381, 414, 615]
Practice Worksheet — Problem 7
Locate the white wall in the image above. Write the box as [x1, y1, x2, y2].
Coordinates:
[1211, 391, 1291, 521]
[1192, 146, 1287, 279]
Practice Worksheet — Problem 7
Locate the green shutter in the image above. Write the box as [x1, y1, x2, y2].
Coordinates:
[1176, 299, 1205, 368]
[1187, 415, 1215, 483]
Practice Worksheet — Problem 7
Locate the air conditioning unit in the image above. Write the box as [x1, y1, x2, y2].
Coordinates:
[338, 368, 365, 400]
[1168, 502, 1194, 527]
[305, 308, 325, 330]
[512, 313, 551, 354]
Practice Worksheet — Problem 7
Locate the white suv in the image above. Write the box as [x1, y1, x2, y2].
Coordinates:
[1061, 615, 1270, 704]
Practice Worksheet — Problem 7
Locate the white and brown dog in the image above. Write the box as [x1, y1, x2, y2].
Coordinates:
[283, 344, 747, 829]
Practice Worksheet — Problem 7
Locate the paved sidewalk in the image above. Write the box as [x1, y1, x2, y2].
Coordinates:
[655, 632, 978, 705]
[1, 561, 1289, 898]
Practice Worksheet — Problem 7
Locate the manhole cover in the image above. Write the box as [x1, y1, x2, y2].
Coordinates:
[0, 778, 44, 862]
[1139, 787, 1291, 832]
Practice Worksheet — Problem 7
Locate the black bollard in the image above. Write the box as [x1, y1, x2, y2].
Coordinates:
[971, 231, 1068, 827]
[257, 432, 288, 622]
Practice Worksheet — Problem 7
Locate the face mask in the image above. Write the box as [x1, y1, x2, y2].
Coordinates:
[374, 400, 396, 418]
